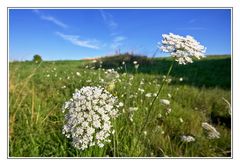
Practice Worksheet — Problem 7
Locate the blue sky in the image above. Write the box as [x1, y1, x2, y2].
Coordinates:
[9, 9, 231, 61]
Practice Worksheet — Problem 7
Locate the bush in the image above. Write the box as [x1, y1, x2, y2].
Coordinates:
[91, 53, 152, 69]
[33, 54, 42, 63]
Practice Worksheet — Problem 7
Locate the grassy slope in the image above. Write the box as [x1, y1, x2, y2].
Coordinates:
[9, 55, 231, 157]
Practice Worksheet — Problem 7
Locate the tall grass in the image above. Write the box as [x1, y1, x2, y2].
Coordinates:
[9, 55, 231, 157]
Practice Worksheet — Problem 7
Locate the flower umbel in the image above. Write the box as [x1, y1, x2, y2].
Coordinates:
[158, 33, 206, 65]
[181, 135, 195, 143]
[62, 86, 122, 150]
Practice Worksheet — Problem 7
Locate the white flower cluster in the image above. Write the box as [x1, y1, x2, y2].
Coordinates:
[62, 86, 123, 150]
[105, 69, 120, 82]
[158, 33, 206, 65]
[202, 122, 220, 139]
[181, 135, 195, 143]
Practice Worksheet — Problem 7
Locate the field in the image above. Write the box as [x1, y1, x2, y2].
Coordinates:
[9, 54, 231, 157]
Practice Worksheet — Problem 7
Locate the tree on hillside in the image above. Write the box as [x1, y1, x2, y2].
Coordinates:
[33, 54, 42, 63]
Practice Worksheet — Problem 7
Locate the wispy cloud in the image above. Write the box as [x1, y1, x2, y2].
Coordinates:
[188, 19, 196, 24]
[176, 27, 206, 30]
[100, 10, 118, 30]
[33, 9, 68, 28]
[111, 36, 127, 49]
[55, 32, 101, 49]
[99, 10, 128, 51]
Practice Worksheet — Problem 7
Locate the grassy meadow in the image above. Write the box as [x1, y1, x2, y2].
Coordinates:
[9, 54, 231, 157]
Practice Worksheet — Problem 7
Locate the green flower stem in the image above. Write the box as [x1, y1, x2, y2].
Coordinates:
[113, 119, 117, 157]
[140, 60, 174, 132]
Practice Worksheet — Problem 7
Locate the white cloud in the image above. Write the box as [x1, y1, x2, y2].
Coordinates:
[56, 32, 101, 49]
[100, 10, 118, 30]
[33, 9, 68, 28]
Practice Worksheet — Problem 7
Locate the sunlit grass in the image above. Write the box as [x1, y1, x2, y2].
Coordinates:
[9, 55, 231, 157]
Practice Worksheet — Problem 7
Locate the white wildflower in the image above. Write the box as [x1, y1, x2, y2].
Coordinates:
[138, 88, 145, 93]
[129, 107, 138, 122]
[160, 99, 170, 106]
[143, 131, 147, 136]
[179, 117, 184, 123]
[105, 69, 120, 82]
[158, 33, 206, 65]
[122, 61, 125, 65]
[202, 122, 220, 139]
[62, 86, 122, 150]
[167, 93, 172, 98]
[134, 64, 139, 69]
[46, 74, 50, 77]
[145, 93, 152, 98]
[129, 107, 138, 112]
[133, 61, 138, 65]
[166, 108, 172, 114]
[76, 72, 81, 76]
[179, 77, 183, 82]
[181, 135, 195, 143]
[118, 102, 124, 107]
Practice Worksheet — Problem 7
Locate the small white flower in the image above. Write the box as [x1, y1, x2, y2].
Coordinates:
[166, 108, 172, 114]
[143, 131, 147, 136]
[76, 72, 81, 76]
[118, 102, 124, 107]
[134, 64, 139, 69]
[61, 85, 66, 89]
[145, 93, 152, 98]
[138, 88, 145, 93]
[46, 74, 50, 77]
[157, 113, 162, 118]
[129, 107, 138, 112]
[179, 77, 183, 82]
[122, 61, 125, 65]
[160, 99, 170, 106]
[167, 93, 172, 98]
[179, 117, 184, 123]
[133, 61, 138, 65]
[181, 135, 195, 142]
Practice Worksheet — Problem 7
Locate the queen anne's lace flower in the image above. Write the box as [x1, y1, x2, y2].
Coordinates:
[160, 99, 170, 106]
[181, 135, 195, 142]
[158, 33, 206, 65]
[62, 86, 123, 150]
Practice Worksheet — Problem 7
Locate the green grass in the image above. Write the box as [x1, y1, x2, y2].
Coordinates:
[9, 55, 231, 157]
